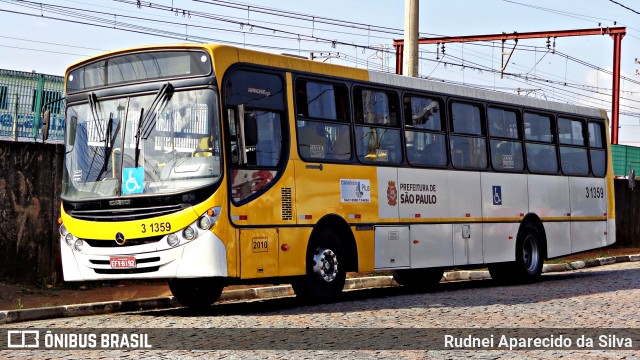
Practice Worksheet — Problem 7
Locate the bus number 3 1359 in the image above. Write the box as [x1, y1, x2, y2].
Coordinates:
[141, 222, 172, 233]
[586, 186, 604, 199]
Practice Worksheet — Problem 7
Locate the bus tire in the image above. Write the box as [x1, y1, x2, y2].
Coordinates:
[168, 277, 224, 310]
[489, 223, 544, 284]
[292, 228, 346, 303]
[392, 268, 444, 290]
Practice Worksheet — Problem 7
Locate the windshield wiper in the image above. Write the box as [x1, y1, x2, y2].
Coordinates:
[134, 82, 173, 167]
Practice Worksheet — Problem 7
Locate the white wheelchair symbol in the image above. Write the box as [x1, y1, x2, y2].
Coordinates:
[493, 187, 502, 205]
[124, 169, 143, 194]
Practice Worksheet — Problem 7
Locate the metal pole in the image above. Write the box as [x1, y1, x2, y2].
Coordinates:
[403, 0, 419, 77]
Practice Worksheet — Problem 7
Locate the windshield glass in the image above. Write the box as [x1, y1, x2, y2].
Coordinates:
[62, 88, 220, 200]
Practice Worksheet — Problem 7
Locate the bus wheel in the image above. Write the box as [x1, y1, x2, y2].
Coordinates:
[168, 277, 224, 310]
[292, 229, 346, 303]
[489, 223, 544, 284]
[392, 268, 444, 290]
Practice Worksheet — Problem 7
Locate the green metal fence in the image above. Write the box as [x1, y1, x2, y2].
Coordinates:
[612, 144, 640, 177]
[0, 69, 65, 143]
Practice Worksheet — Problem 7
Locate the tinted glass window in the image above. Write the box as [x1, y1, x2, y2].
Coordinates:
[450, 136, 487, 169]
[560, 146, 589, 175]
[490, 140, 524, 172]
[488, 107, 519, 139]
[526, 143, 558, 173]
[451, 102, 483, 135]
[355, 127, 402, 164]
[524, 113, 554, 142]
[558, 118, 585, 146]
[591, 149, 606, 177]
[297, 120, 351, 161]
[295, 80, 349, 121]
[404, 95, 442, 130]
[225, 70, 284, 110]
[589, 122, 604, 148]
[355, 89, 399, 126]
[406, 131, 447, 167]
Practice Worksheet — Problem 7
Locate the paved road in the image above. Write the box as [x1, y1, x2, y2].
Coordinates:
[2, 261, 640, 359]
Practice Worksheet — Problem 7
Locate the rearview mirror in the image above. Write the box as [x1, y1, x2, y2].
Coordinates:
[630, 169, 636, 191]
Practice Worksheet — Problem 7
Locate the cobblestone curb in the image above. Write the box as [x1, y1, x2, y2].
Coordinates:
[1, 254, 638, 325]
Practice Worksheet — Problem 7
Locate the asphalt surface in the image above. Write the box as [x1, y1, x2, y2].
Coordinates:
[1, 254, 638, 325]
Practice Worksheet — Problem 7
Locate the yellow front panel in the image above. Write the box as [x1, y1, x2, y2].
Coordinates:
[240, 228, 279, 279]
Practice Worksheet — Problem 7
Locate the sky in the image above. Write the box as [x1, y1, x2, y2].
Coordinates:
[1, 0, 639, 144]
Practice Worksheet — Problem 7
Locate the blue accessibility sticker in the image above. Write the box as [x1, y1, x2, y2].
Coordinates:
[492, 185, 502, 205]
[122, 167, 144, 195]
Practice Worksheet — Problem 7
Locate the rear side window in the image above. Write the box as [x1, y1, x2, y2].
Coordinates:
[450, 101, 486, 169]
[354, 88, 402, 164]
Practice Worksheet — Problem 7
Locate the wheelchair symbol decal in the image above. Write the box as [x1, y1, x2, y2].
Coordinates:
[122, 167, 144, 195]
[492, 186, 502, 205]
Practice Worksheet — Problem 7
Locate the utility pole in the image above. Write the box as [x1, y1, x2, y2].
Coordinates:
[403, 0, 419, 77]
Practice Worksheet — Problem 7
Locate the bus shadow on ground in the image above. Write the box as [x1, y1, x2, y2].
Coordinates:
[138, 265, 639, 318]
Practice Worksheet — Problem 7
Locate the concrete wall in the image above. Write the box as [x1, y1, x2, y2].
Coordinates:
[0, 141, 63, 284]
[614, 178, 640, 247]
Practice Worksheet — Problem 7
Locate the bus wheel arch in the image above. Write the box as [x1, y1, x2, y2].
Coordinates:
[292, 214, 356, 302]
[489, 214, 547, 284]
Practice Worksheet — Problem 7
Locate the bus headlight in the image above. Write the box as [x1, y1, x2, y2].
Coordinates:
[65, 233, 75, 247]
[198, 216, 212, 230]
[73, 239, 84, 252]
[167, 234, 180, 247]
[183, 226, 196, 241]
[59, 224, 69, 237]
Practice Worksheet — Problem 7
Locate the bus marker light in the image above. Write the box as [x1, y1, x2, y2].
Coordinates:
[415, 214, 421, 218]
[239, 215, 248, 221]
[65, 233, 74, 246]
[466, 213, 471, 217]
[299, 215, 312, 220]
[604, 231, 608, 235]
[60, 224, 69, 237]
[73, 239, 84, 252]
[57, 217, 63, 225]
[207, 208, 216, 217]
[520, 213, 525, 217]
[183, 227, 196, 241]
[566, 213, 571, 216]
[413, 240, 419, 244]
[167, 234, 180, 247]
[281, 244, 290, 251]
[508, 236, 513, 240]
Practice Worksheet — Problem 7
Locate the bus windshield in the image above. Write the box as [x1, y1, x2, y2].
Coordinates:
[61, 88, 220, 200]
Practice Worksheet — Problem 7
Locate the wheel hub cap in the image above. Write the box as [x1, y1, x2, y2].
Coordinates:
[313, 248, 338, 282]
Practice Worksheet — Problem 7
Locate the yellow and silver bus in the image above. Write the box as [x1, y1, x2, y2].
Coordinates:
[55, 44, 615, 308]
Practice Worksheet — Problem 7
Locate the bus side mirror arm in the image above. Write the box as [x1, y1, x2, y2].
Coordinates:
[237, 104, 248, 165]
[630, 169, 636, 191]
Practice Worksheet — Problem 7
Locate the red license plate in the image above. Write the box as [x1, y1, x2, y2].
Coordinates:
[110, 256, 136, 269]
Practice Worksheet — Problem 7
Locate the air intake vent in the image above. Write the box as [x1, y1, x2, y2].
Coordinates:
[281, 188, 292, 221]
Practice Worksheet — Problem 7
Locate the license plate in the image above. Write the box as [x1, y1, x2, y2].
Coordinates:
[110, 256, 136, 269]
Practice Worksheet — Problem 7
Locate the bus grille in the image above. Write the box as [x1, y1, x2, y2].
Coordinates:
[68, 204, 184, 221]
[84, 236, 164, 248]
[281, 187, 292, 220]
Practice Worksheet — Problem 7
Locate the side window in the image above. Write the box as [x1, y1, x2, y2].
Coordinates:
[524, 112, 557, 174]
[295, 79, 351, 161]
[589, 121, 606, 177]
[404, 95, 446, 167]
[449, 101, 486, 169]
[558, 117, 588, 176]
[488, 107, 523, 172]
[224, 69, 286, 203]
[354, 88, 402, 164]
